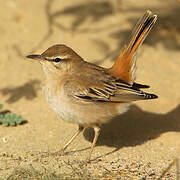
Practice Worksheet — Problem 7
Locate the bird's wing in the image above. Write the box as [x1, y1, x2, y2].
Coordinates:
[108, 11, 157, 84]
[64, 69, 157, 103]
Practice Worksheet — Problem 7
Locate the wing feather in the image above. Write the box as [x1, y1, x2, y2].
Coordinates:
[65, 72, 157, 103]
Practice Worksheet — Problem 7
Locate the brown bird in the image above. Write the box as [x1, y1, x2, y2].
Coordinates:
[27, 10, 158, 162]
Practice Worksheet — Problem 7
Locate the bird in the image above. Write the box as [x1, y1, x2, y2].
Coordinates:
[26, 10, 158, 162]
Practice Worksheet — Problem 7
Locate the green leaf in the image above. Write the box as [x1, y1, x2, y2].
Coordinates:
[16, 118, 23, 124]
[0, 104, 3, 109]
[11, 113, 17, 119]
[4, 113, 11, 119]
[2, 121, 9, 126]
[10, 121, 16, 126]
[0, 109, 24, 126]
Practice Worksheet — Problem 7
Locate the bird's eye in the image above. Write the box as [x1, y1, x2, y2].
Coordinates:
[53, 58, 61, 63]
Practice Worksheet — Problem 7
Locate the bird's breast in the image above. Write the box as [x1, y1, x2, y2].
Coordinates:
[42, 79, 77, 123]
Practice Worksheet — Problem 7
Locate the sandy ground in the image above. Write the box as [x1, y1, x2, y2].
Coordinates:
[0, 0, 180, 179]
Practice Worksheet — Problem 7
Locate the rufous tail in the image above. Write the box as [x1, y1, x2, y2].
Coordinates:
[108, 10, 157, 84]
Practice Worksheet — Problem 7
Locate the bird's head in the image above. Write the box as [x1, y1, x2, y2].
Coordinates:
[26, 44, 83, 76]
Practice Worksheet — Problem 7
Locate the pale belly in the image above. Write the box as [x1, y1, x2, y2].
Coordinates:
[43, 84, 130, 127]
[43, 85, 76, 123]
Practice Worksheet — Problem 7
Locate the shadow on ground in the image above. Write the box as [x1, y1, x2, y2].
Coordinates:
[94, 6, 180, 63]
[110, 7, 180, 51]
[50, 1, 114, 31]
[83, 104, 180, 151]
[0, 80, 40, 104]
[27, 0, 118, 53]
[26, 1, 180, 61]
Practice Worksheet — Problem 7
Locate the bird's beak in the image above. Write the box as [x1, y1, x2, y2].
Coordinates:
[26, 54, 43, 61]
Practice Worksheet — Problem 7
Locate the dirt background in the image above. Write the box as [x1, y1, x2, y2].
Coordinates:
[0, 0, 180, 179]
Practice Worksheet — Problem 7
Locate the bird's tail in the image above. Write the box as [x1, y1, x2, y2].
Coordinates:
[108, 11, 157, 84]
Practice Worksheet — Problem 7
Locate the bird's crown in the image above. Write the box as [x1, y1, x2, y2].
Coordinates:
[41, 44, 82, 61]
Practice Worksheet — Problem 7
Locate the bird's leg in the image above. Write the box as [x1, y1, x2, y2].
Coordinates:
[87, 126, 100, 162]
[61, 125, 84, 153]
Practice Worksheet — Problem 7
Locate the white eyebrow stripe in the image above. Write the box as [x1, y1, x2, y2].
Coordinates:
[46, 55, 69, 60]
